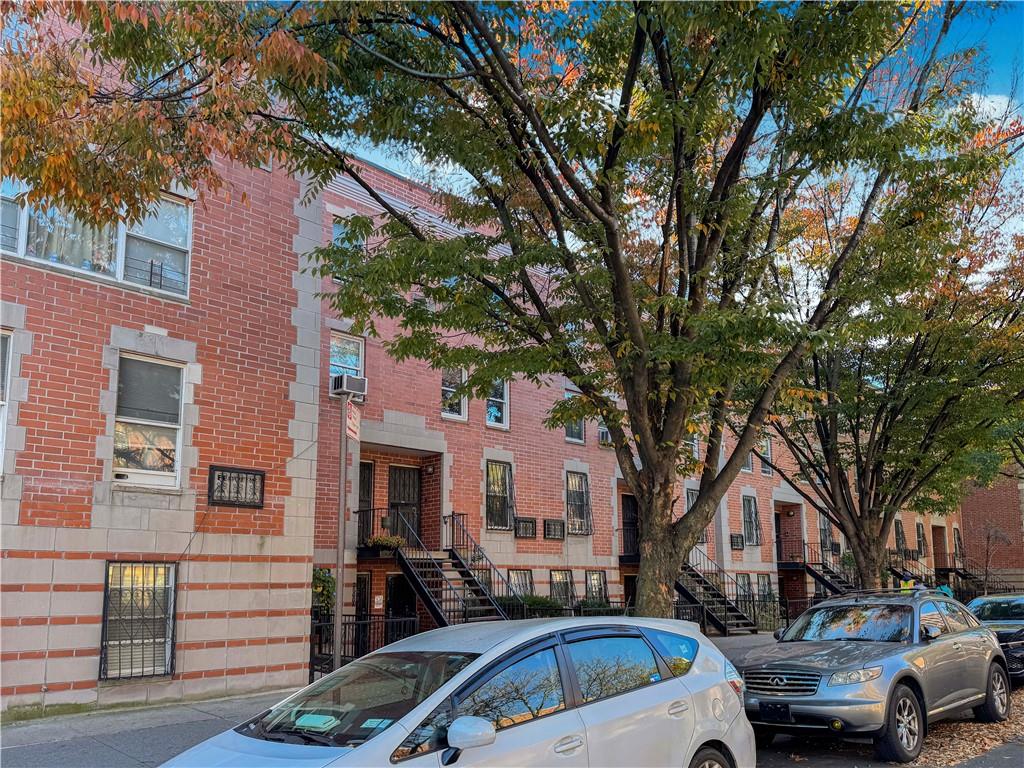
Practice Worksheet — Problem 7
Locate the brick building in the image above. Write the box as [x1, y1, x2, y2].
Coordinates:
[959, 470, 1024, 588]
[1, 157, 966, 712]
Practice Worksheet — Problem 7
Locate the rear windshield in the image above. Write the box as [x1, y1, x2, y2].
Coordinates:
[238, 651, 477, 748]
[783, 604, 912, 643]
[969, 597, 1024, 621]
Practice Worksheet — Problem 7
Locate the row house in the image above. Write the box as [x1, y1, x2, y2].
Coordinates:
[0, 157, 966, 712]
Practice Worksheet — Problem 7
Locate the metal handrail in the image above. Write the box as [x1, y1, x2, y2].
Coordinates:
[389, 506, 470, 623]
[681, 546, 758, 626]
[888, 548, 935, 586]
[447, 513, 526, 619]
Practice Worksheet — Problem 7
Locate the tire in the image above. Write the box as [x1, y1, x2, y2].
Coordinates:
[874, 684, 924, 763]
[974, 664, 1011, 723]
[689, 746, 731, 768]
[753, 727, 777, 748]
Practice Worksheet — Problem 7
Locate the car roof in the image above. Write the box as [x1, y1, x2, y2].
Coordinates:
[814, 589, 960, 608]
[376, 616, 701, 656]
[969, 593, 1024, 602]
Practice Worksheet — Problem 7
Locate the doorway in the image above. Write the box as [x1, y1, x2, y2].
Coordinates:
[621, 495, 639, 557]
[354, 572, 371, 657]
[623, 574, 638, 607]
[388, 466, 421, 542]
[774, 512, 783, 562]
[932, 526, 948, 568]
[385, 573, 417, 643]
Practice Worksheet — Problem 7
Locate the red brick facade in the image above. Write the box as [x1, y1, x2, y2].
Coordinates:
[960, 472, 1024, 580]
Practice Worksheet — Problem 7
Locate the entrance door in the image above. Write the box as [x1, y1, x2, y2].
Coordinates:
[623, 575, 638, 608]
[622, 495, 639, 557]
[354, 573, 371, 657]
[932, 526, 948, 568]
[774, 512, 783, 561]
[388, 466, 420, 543]
[385, 573, 417, 644]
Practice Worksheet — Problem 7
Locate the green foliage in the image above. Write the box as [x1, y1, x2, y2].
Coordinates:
[312, 567, 335, 611]
[364, 534, 407, 551]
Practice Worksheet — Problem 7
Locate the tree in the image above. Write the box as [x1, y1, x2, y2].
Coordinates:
[755, 120, 1024, 588]
[2, 1, 1013, 615]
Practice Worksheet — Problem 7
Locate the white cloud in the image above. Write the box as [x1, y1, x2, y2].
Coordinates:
[967, 93, 1014, 122]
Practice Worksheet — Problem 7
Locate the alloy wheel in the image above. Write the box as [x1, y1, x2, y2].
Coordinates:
[993, 670, 1008, 717]
[895, 696, 920, 752]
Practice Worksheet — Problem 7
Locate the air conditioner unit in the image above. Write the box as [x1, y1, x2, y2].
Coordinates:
[331, 374, 367, 397]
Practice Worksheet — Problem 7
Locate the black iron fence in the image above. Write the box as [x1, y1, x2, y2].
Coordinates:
[355, 504, 421, 548]
[309, 610, 419, 682]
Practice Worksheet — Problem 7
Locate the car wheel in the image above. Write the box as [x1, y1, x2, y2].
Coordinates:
[753, 727, 776, 748]
[874, 684, 923, 763]
[974, 664, 1011, 723]
[689, 746, 731, 768]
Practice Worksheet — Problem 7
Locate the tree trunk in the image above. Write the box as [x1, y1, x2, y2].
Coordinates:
[635, 492, 679, 618]
[847, 528, 885, 590]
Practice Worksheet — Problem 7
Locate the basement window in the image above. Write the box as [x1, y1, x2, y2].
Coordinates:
[100, 562, 176, 679]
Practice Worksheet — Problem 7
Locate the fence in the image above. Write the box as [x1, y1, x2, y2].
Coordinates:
[309, 610, 419, 682]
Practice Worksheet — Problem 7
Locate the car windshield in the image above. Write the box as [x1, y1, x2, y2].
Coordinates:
[969, 597, 1024, 621]
[783, 604, 912, 643]
[237, 651, 477, 748]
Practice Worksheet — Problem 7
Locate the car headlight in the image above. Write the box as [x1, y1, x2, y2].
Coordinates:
[829, 667, 883, 686]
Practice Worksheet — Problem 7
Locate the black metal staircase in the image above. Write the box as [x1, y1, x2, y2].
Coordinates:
[804, 544, 858, 594]
[447, 513, 528, 620]
[674, 547, 757, 635]
[935, 553, 1013, 600]
[887, 549, 935, 587]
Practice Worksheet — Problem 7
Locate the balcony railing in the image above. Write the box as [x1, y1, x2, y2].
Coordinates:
[447, 513, 526, 620]
[356, 504, 420, 548]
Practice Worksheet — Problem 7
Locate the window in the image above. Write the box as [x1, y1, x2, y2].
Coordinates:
[566, 636, 661, 703]
[0, 332, 9, 457]
[818, 515, 835, 550]
[742, 495, 762, 546]
[100, 562, 176, 679]
[916, 521, 928, 556]
[919, 601, 948, 639]
[564, 392, 584, 443]
[736, 572, 753, 597]
[114, 356, 183, 487]
[644, 629, 699, 677]
[485, 461, 514, 530]
[3, 183, 193, 296]
[937, 601, 971, 633]
[597, 419, 612, 447]
[566, 471, 592, 535]
[457, 648, 565, 730]
[332, 216, 347, 244]
[585, 571, 607, 603]
[688, 433, 700, 460]
[550, 570, 574, 606]
[509, 569, 534, 596]
[440, 368, 467, 419]
[953, 527, 964, 556]
[894, 520, 907, 552]
[760, 437, 773, 475]
[329, 332, 364, 379]
[687, 489, 707, 544]
[757, 573, 774, 600]
[741, 446, 753, 472]
[486, 379, 509, 428]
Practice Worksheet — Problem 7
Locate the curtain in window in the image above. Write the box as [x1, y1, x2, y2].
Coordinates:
[26, 204, 116, 275]
[916, 522, 928, 556]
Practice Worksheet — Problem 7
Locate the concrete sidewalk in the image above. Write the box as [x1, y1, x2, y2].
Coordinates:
[0, 690, 287, 767]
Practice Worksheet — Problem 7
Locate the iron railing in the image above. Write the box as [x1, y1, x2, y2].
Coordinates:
[123, 254, 187, 295]
[933, 552, 1013, 597]
[309, 610, 419, 682]
[100, 562, 176, 680]
[888, 548, 935, 586]
[677, 546, 758, 633]
[447, 514, 527, 620]
[621, 525, 639, 557]
[356, 504, 421, 548]
[392, 506, 470, 624]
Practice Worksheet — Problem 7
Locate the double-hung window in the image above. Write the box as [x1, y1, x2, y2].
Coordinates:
[597, 419, 612, 446]
[508, 569, 534, 596]
[585, 570, 607, 603]
[916, 521, 928, 557]
[550, 570, 574, 606]
[0, 332, 9, 458]
[100, 562, 176, 679]
[566, 471, 592, 535]
[485, 460, 514, 530]
[819, 515, 835, 551]
[687, 488, 708, 544]
[329, 332, 364, 380]
[894, 520, 907, 553]
[486, 379, 509, 428]
[741, 495, 762, 546]
[2, 181, 193, 297]
[440, 368, 467, 419]
[741, 442, 754, 472]
[760, 437, 773, 475]
[114, 356, 183, 487]
[757, 573, 774, 600]
[564, 392, 584, 443]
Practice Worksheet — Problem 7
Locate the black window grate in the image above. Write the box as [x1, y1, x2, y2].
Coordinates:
[550, 570, 574, 606]
[485, 461, 514, 530]
[730, 534, 745, 550]
[566, 471, 592, 535]
[514, 517, 537, 538]
[544, 519, 566, 540]
[100, 562, 176, 680]
[742, 496, 762, 546]
[208, 465, 265, 508]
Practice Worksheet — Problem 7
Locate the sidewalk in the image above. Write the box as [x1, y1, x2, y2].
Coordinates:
[0, 690, 287, 768]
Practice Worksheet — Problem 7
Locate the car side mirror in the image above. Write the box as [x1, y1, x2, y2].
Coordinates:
[441, 717, 496, 765]
[773, 627, 785, 640]
[920, 624, 941, 643]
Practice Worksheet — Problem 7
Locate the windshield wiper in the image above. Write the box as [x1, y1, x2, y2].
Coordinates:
[273, 728, 337, 746]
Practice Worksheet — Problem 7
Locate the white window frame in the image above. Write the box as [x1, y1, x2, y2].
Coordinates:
[2, 186, 194, 299]
[742, 495, 762, 546]
[564, 391, 585, 444]
[741, 446, 754, 472]
[596, 419, 612, 447]
[0, 331, 11, 460]
[760, 437, 773, 475]
[688, 433, 700, 460]
[440, 367, 468, 421]
[485, 379, 510, 429]
[328, 332, 365, 399]
[113, 353, 185, 489]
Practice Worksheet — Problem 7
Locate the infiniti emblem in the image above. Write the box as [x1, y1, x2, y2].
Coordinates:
[768, 675, 787, 686]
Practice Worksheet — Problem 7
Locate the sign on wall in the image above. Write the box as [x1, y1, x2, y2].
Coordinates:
[208, 465, 265, 508]
[346, 399, 360, 441]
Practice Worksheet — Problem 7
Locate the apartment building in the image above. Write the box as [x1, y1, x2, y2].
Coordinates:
[1, 155, 967, 711]
[959, 470, 1024, 589]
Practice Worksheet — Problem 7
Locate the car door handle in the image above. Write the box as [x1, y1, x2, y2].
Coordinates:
[553, 735, 584, 755]
[953, 642, 963, 650]
[668, 701, 690, 717]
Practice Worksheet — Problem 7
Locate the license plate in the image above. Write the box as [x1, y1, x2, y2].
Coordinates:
[759, 702, 792, 723]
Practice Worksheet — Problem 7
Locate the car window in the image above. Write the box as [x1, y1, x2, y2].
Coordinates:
[782, 604, 912, 642]
[920, 601, 949, 639]
[567, 636, 661, 703]
[456, 647, 565, 730]
[969, 597, 1024, 621]
[391, 701, 452, 762]
[644, 629, 699, 676]
[937, 602, 972, 633]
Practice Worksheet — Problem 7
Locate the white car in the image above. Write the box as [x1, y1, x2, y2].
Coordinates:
[163, 617, 754, 768]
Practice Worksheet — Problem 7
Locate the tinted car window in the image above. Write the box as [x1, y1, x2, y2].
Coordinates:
[969, 596, 1024, 621]
[457, 648, 565, 729]
[937, 601, 971, 633]
[920, 601, 948, 639]
[782, 604, 912, 642]
[644, 629, 699, 676]
[391, 701, 452, 762]
[567, 636, 661, 703]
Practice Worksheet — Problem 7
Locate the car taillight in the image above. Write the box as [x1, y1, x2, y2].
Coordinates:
[725, 660, 744, 698]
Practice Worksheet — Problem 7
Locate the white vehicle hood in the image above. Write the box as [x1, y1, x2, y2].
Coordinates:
[160, 728, 356, 768]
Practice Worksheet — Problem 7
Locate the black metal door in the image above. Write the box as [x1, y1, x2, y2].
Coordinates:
[388, 466, 420, 542]
[621, 495, 639, 556]
[385, 574, 417, 643]
[354, 573, 371, 657]
[358, 462, 374, 510]
[623, 574, 638, 607]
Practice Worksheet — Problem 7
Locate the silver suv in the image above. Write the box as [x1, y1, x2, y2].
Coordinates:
[735, 589, 1010, 763]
